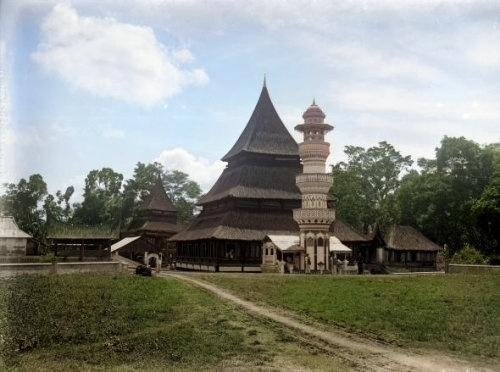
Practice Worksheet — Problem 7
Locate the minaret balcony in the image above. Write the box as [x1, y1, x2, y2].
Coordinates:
[296, 174, 332, 194]
[293, 209, 336, 225]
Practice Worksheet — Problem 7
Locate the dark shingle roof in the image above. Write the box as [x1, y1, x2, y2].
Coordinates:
[199, 163, 301, 204]
[171, 209, 299, 241]
[221, 85, 298, 162]
[383, 225, 441, 251]
[130, 221, 181, 234]
[171, 208, 365, 243]
[140, 177, 177, 212]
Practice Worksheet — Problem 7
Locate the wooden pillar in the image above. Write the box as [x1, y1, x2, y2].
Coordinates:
[314, 237, 317, 271]
[79, 242, 84, 261]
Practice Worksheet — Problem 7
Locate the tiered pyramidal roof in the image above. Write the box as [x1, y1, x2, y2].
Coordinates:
[222, 85, 298, 161]
[173, 84, 368, 243]
[139, 177, 177, 212]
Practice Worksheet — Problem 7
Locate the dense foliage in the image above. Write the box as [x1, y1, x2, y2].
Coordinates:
[331, 136, 499, 257]
[0, 163, 202, 252]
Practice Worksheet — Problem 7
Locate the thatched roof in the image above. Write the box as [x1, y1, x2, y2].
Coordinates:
[140, 177, 177, 212]
[47, 225, 119, 240]
[383, 225, 441, 251]
[0, 216, 31, 238]
[221, 85, 298, 162]
[172, 209, 298, 241]
[199, 163, 301, 204]
[330, 220, 367, 243]
[172, 208, 366, 243]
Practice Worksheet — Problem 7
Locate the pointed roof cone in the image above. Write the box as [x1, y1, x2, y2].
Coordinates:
[221, 84, 298, 162]
[140, 176, 177, 212]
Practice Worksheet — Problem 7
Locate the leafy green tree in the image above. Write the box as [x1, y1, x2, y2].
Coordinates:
[451, 244, 490, 265]
[122, 163, 202, 226]
[471, 146, 500, 256]
[43, 186, 75, 226]
[397, 137, 497, 254]
[331, 141, 413, 231]
[122, 162, 163, 224]
[73, 168, 124, 227]
[0, 174, 48, 247]
[163, 170, 202, 225]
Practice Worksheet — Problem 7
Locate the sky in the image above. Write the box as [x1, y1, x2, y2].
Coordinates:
[1, 0, 499, 199]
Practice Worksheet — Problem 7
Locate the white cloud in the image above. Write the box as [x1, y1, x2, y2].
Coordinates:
[335, 84, 500, 122]
[100, 127, 125, 139]
[463, 28, 500, 69]
[155, 147, 225, 191]
[173, 48, 195, 64]
[32, 4, 209, 107]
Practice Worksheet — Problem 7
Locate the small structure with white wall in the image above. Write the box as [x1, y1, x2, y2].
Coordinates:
[0, 216, 31, 260]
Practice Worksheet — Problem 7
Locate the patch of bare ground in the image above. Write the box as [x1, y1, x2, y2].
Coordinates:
[162, 272, 496, 372]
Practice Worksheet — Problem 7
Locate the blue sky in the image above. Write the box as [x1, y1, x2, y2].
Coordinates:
[1, 0, 500, 198]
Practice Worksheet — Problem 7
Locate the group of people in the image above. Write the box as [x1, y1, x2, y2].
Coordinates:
[277, 253, 355, 274]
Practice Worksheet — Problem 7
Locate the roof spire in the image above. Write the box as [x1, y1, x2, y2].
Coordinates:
[263, 73, 266, 88]
[312, 97, 316, 106]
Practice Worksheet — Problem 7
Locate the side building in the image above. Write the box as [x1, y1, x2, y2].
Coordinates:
[112, 177, 181, 268]
[0, 216, 31, 261]
[172, 83, 368, 272]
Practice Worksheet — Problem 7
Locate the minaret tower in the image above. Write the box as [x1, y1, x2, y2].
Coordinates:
[293, 100, 335, 271]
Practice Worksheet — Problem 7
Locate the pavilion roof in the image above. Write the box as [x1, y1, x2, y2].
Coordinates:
[0, 216, 31, 238]
[139, 177, 177, 212]
[47, 225, 119, 240]
[383, 225, 441, 251]
[221, 85, 298, 162]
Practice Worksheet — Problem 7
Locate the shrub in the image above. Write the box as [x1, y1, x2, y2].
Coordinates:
[451, 244, 490, 265]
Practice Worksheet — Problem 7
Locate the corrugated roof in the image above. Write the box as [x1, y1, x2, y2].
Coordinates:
[221, 85, 298, 162]
[0, 217, 31, 238]
[329, 236, 352, 253]
[266, 234, 300, 251]
[111, 236, 141, 252]
[383, 225, 441, 251]
[140, 177, 177, 212]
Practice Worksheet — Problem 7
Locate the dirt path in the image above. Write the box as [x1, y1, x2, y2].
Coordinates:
[162, 272, 494, 372]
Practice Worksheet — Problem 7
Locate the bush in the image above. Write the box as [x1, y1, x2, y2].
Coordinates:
[451, 245, 490, 265]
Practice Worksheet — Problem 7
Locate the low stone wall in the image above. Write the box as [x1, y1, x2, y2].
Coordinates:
[448, 263, 500, 274]
[0, 261, 122, 277]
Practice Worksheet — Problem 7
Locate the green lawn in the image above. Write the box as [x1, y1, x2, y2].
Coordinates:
[200, 273, 500, 361]
[0, 274, 347, 371]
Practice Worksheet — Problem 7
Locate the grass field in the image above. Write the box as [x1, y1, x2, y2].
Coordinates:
[0, 274, 348, 371]
[200, 273, 500, 361]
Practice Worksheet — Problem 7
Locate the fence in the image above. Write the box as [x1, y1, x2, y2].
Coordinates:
[448, 263, 500, 274]
[0, 261, 123, 277]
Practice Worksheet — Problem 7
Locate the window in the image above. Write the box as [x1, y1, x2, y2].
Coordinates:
[317, 237, 324, 247]
[270, 248, 274, 255]
[265, 248, 269, 255]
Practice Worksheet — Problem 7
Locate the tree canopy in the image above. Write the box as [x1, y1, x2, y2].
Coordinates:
[332, 136, 499, 256]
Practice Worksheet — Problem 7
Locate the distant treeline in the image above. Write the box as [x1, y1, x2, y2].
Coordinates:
[331, 136, 499, 259]
[1, 136, 498, 259]
[0, 163, 201, 252]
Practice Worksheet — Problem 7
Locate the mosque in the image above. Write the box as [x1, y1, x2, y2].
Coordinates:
[170, 82, 441, 273]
